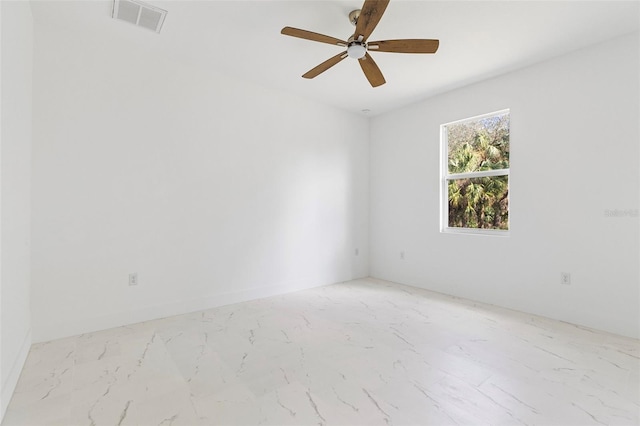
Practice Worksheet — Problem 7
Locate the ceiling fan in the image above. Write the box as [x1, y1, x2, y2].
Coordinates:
[281, 0, 439, 88]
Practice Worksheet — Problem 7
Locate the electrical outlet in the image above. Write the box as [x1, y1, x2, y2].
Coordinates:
[129, 273, 138, 286]
[561, 272, 571, 285]
[355, 248, 359, 256]
[400, 251, 405, 260]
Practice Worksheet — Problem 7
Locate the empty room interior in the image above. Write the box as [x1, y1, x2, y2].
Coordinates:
[1, 0, 639, 424]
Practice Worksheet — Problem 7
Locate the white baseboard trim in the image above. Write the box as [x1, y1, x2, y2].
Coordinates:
[1, 328, 32, 423]
[33, 277, 351, 343]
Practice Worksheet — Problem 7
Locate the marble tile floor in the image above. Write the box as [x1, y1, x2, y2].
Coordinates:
[3, 278, 639, 426]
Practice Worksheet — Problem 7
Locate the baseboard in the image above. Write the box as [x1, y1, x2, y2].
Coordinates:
[33, 277, 344, 343]
[1, 328, 32, 423]
[368, 275, 640, 340]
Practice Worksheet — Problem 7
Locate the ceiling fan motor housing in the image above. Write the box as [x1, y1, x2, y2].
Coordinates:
[347, 40, 367, 59]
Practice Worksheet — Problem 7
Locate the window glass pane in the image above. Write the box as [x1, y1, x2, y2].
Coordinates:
[448, 175, 509, 230]
[447, 113, 509, 174]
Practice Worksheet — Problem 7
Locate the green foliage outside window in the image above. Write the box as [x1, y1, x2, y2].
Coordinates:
[446, 113, 509, 230]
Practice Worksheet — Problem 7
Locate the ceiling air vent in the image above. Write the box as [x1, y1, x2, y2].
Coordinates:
[112, 0, 167, 33]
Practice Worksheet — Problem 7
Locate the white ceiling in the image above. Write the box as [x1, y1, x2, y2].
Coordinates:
[30, 0, 640, 115]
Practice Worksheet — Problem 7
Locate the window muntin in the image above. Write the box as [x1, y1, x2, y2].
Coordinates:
[441, 110, 510, 234]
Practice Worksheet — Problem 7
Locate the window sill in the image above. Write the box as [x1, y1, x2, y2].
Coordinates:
[441, 227, 509, 237]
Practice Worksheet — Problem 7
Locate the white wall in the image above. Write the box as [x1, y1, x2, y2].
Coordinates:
[370, 33, 640, 339]
[0, 1, 33, 420]
[31, 21, 369, 342]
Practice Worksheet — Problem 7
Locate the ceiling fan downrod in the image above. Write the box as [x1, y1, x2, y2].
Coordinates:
[348, 9, 361, 26]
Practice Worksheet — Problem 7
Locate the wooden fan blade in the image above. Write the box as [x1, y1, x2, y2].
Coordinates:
[368, 39, 439, 54]
[354, 0, 390, 41]
[358, 53, 386, 87]
[302, 51, 348, 79]
[281, 27, 347, 46]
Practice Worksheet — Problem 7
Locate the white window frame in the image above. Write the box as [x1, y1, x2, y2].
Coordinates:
[440, 109, 510, 236]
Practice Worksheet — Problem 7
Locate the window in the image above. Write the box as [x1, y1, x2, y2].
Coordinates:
[441, 110, 510, 234]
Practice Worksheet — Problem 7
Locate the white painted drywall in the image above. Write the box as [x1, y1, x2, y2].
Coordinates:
[0, 1, 33, 420]
[370, 33, 640, 339]
[31, 20, 369, 342]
